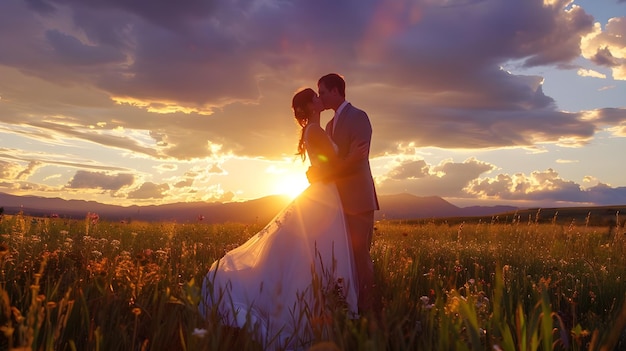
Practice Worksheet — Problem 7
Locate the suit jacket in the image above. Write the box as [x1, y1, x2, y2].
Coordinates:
[326, 103, 379, 215]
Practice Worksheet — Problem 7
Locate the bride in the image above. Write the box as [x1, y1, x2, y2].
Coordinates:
[199, 88, 359, 350]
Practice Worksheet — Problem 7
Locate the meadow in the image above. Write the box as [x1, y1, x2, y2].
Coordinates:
[0, 209, 624, 351]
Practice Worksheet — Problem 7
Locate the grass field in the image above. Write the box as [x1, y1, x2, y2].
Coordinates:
[0, 210, 624, 350]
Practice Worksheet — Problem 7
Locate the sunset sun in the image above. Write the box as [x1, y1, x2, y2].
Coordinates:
[272, 176, 309, 199]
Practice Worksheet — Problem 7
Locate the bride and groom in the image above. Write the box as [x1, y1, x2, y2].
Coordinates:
[199, 73, 379, 349]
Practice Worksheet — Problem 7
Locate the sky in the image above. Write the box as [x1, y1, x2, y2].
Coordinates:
[0, 0, 625, 209]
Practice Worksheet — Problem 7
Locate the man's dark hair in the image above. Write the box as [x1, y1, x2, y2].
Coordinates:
[318, 73, 346, 98]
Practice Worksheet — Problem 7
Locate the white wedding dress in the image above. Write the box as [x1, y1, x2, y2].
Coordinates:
[199, 124, 358, 350]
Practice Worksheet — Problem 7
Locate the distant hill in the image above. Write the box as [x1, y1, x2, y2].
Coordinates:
[375, 193, 516, 219]
[0, 191, 516, 223]
[0, 192, 293, 224]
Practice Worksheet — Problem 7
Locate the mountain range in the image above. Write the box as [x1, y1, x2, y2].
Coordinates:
[0, 192, 517, 223]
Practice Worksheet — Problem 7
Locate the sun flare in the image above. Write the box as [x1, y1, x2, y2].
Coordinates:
[272, 175, 309, 199]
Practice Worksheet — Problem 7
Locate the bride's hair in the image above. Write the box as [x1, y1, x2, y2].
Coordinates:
[292, 88, 316, 161]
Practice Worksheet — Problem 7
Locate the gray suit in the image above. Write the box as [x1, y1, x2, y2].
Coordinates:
[326, 102, 379, 311]
[325, 103, 379, 215]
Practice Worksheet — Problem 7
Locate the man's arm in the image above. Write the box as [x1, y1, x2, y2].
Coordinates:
[306, 139, 367, 183]
[307, 109, 372, 183]
[331, 111, 372, 176]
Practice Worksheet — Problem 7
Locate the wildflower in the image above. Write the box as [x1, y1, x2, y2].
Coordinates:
[87, 212, 100, 225]
[132, 307, 141, 316]
[154, 249, 168, 259]
[192, 328, 208, 338]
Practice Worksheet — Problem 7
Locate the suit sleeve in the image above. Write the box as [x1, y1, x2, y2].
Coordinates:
[332, 109, 371, 176]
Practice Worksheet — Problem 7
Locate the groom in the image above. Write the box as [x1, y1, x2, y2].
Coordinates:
[313, 73, 380, 314]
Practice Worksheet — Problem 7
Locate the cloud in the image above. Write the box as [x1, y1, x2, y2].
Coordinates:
[375, 158, 626, 206]
[173, 179, 194, 188]
[585, 183, 626, 205]
[0, 161, 21, 179]
[16, 161, 42, 180]
[376, 157, 495, 197]
[1, 0, 621, 162]
[385, 159, 429, 180]
[155, 164, 178, 172]
[208, 164, 226, 175]
[0, 0, 624, 206]
[581, 17, 626, 80]
[127, 182, 169, 199]
[577, 68, 607, 78]
[206, 190, 235, 203]
[465, 168, 626, 204]
[66, 170, 134, 190]
[45, 29, 126, 66]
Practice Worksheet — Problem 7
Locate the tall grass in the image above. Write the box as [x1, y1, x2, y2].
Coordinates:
[0, 211, 624, 350]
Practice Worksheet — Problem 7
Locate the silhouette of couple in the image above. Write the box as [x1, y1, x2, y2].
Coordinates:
[199, 73, 379, 350]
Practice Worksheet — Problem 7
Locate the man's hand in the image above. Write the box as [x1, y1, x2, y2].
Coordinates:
[346, 141, 369, 163]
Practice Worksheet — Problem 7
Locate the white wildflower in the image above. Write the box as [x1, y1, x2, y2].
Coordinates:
[192, 328, 208, 338]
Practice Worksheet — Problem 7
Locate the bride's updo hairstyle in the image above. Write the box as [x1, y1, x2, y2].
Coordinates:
[291, 88, 316, 161]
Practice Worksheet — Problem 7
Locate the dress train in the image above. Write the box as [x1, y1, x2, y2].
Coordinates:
[199, 181, 358, 350]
